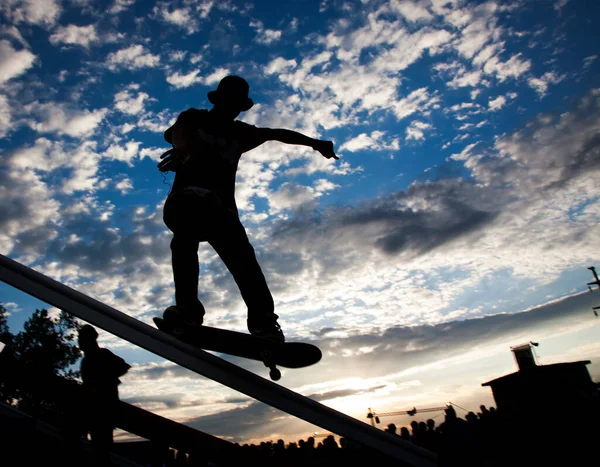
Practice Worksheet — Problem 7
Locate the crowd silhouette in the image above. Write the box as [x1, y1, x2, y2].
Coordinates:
[107, 397, 598, 467]
[116, 404, 500, 467]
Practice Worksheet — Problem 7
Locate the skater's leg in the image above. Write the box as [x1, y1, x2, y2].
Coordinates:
[170, 233, 204, 312]
[163, 193, 206, 321]
[208, 211, 283, 341]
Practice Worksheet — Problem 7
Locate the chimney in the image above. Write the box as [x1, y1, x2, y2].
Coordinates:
[510, 342, 539, 371]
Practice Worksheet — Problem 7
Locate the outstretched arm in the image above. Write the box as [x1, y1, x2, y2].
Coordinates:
[259, 128, 338, 160]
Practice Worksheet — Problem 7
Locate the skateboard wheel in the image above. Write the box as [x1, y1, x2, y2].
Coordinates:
[269, 368, 281, 381]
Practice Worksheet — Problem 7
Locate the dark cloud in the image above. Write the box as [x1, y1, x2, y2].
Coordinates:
[43, 204, 169, 273]
[185, 400, 289, 441]
[136, 362, 199, 380]
[307, 385, 387, 402]
[0, 168, 59, 254]
[124, 393, 184, 409]
[311, 292, 600, 380]
[312, 327, 340, 338]
[482, 89, 600, 193]
[270, 178, 501, 260]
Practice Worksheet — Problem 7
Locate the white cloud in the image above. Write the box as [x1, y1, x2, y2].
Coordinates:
[7, 138, 103, 194]
[8, 137, 63, 172]
[169, 50, 187, 62]
[451, 2, 499, 59]
[390, 0, 433, 23]
[60, 141, 103, 193]
[370, 28, 453, 74]
[250, 20, 282, 45]
[406, 121, 433, 141]
[528, 71, 565, 97]
[488, 95, 506, 111]
[150, 1, 213, 33]
[120, 123, 135, 134]
[114, 89, 151, 115]
[115, 178, 133, 194]
[265, 57, 297, 75]
[269, 182, 318, 213]
[166, 69, 203, 89]
[0, 25, 29, 47]
[583, 55, 597, 70]
[106, 45, 160, 71]
[450, 142, 479, 162]
[340, 131, 399, 152]
[392, 87, 439, 121]
[136, 110, 174, 133]
[447, 67, 482, 88]
[0, 39, 36, 84]
[26, 102, 108, 138]
[49, 24, 99, 48]
[472, 41, 504, 68]
[0, 94, 11, 137]
[483, 53, 531, 82]
[202, 67, 230, 86]
[340, 133, 377, 152]
[102, 140, 142, 166]
[195, 0, 215, 19]
[153, 4, 198, 35]
[0, 0, 61, 27]
[109, 0, 135, 14]
[139, 147, 165, 162]
[313, 178, 340, 195]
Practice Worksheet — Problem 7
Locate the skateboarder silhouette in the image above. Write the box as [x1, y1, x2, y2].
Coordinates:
[159, 75, 338, 342]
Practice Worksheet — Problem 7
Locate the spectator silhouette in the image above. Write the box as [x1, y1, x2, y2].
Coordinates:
[384, 423, 398, 435]
[78, 325, 130, 465]
[400, 426, 411, 441]
[438, 405, 472, 467]
[421, 418, 440, 453]
[410, 420, 420, 444]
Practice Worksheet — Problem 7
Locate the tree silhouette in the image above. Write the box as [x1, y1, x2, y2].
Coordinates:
[0, 303, 16, 404]
[0, 303, 10, 344]
[0, 305, 81, 419]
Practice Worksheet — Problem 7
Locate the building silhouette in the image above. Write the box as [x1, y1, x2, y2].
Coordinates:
[481, 342, 599, 466]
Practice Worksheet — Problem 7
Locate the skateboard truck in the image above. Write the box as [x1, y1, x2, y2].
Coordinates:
[260, 349, 281, 381]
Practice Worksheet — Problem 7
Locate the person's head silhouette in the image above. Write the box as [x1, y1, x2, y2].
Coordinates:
[207, 76, 254, 118]
[78, 324, 99, 352]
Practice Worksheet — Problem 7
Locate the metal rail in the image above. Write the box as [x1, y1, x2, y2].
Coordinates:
[0, 253, 436, 466]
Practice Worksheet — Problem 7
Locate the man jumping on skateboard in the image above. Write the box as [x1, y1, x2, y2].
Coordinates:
[159, 75, 338, 343]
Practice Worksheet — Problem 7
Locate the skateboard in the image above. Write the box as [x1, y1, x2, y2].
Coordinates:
[153, 317, 321, 381]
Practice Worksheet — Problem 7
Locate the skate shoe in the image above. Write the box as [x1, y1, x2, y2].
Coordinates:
[248, 314, 285, 343]
[163, 304, 205, 328]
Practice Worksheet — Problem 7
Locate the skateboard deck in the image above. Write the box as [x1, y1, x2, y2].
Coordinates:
[153, 317, 321, 380]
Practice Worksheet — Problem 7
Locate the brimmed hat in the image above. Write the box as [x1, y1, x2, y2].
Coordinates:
[207, 75, 254, 112]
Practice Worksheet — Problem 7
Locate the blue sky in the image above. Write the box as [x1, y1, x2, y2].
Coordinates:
[1, 0, 600, 444]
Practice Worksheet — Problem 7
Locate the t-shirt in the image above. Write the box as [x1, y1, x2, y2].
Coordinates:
[165, 108, 264, 213]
